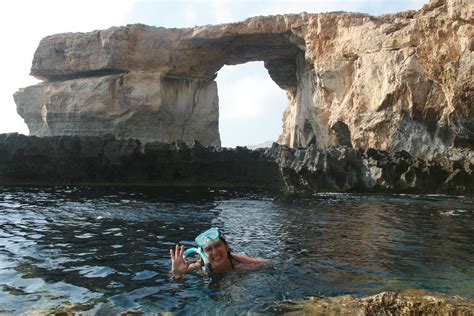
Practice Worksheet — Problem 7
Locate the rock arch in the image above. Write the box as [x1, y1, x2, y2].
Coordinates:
[16, 22, 306, 147]
[14, 0, 474, 158]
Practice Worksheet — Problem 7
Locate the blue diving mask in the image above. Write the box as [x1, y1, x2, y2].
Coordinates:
[195, 227, 222, 247]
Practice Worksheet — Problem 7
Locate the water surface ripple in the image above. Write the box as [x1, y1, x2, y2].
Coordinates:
[0, 187, 473, 314]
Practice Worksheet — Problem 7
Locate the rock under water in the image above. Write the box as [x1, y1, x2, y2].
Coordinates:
[14, 0, 473, 158]
[285, 290, 474, 315]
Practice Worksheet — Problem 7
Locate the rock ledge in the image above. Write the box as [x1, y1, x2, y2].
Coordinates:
[0, 134, 472, 195]
[286, 290, 474, 315]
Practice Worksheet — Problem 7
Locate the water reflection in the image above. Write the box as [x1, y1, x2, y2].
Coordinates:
[274, 193, 474, 297]
[0, 187, 473, 314]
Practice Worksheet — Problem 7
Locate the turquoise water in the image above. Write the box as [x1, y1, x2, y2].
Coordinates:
[0, 187, 473, 314]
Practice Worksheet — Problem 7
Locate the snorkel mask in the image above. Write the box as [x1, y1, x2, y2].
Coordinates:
[184, 227, 222, 273]
[195, 227, 222, 247]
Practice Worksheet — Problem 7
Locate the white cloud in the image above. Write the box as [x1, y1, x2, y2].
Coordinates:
[211, 1, 239, 24]
[183, 2, 199, 25]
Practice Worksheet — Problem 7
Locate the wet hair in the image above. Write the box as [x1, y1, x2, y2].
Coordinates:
[220, 237, 235, 269]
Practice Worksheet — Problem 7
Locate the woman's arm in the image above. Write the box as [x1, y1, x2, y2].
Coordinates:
[232, 253, 269, 265]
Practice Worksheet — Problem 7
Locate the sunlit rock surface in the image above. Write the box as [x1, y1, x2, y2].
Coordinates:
[285, 290, 474, 315]
[15, 74, 219, 146]
[15, 0, 473, 155]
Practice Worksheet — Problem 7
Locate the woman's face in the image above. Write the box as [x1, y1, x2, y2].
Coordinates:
[203, 239, 229, 267]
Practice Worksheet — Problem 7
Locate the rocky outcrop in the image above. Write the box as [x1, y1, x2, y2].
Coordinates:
[16, 23, 300, 146]
[14, 0, 473, 156]
[285, 290, 474, 315]
[267, 143, 474, 195]
[0, 134, 472, 195]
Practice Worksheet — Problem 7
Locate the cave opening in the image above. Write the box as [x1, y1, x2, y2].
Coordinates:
[216, 61, 288, 149]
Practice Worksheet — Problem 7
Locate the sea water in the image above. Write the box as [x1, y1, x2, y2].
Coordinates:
[0, 186, 473, 314]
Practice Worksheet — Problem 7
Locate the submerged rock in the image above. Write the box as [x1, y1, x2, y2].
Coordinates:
[285, 290, 474, 315]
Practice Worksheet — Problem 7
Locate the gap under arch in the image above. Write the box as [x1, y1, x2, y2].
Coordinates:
[216, 61, 288, 149]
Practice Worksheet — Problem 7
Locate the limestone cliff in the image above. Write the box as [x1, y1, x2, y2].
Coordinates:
[282, 0, 473, 158]
[15, 0, 473, 155]
[15, 74, 219, 145]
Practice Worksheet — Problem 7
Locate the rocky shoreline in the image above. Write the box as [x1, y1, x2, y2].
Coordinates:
[269, 142, 474, 195]
[21, 289, 474, 315]
[0, 133, 472, 195]
[0, 133, 282, 188]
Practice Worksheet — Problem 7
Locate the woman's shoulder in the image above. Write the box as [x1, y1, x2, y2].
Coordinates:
[231, 253, 269, 265]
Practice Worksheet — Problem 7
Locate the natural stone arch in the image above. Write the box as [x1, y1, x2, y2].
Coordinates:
[14, 1, 474, 158]
[16, 23, 306, 148]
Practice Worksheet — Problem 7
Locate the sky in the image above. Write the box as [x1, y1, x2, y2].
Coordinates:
[0, 0, 426, 147]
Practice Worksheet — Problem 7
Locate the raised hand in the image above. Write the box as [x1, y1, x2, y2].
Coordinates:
[170, 244, 190, 275]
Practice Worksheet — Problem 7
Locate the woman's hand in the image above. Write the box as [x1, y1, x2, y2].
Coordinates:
[170, 244, 190, 275]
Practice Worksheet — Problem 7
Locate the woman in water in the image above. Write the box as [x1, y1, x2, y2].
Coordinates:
[170, 227, 268, 274]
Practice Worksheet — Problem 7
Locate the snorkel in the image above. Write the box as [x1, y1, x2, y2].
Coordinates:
[183, 227, 223, 273]
[183, 247, 210, 272]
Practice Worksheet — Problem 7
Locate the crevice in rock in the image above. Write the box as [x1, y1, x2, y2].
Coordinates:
[180, 81, 203, 142]
[40, 69, 129, 82]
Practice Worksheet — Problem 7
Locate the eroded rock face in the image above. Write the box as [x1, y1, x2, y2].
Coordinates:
[15, 0, 473, 154]
[280, 0, 473, 158]
[15, 73, 220, 146]
[266, 143, 474, 195]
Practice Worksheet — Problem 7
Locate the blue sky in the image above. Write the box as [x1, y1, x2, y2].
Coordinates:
[0, 0, 426, 147]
